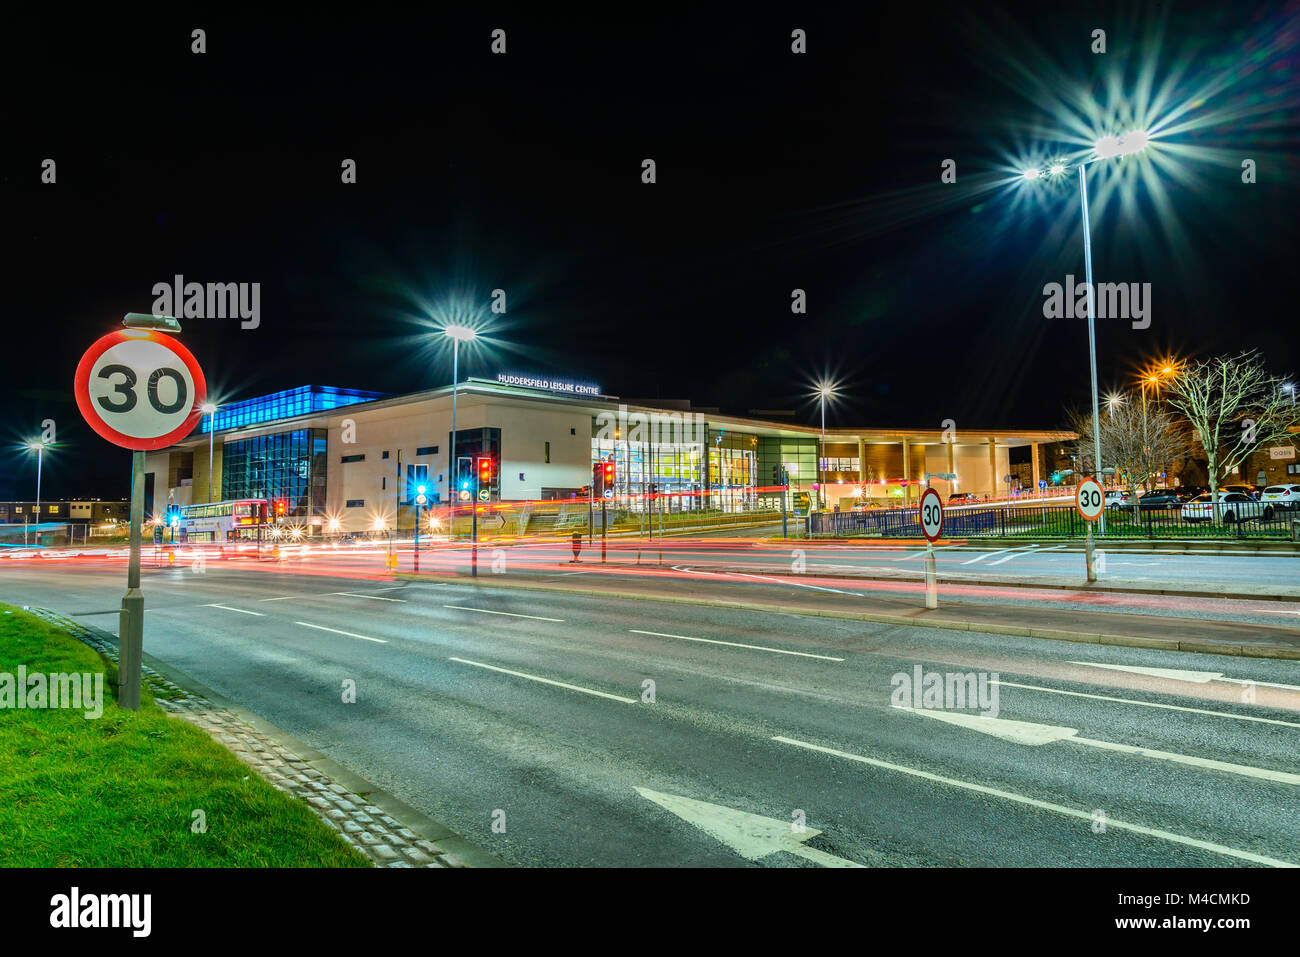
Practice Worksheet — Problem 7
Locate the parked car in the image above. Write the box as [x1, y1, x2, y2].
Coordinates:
[1104, 489, 1131, 509]
[1180, 492, 1275, 523]
[1219, 484, 1260, 500]
[947, 493, 981, 506]
[1261, 484, 1300, 511]
[1117, 490, 1183, 512]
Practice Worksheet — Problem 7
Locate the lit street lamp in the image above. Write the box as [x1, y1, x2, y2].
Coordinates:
[815, 382, 838, 509]
[442, 324, 479, 538]
[1024, 128, 1152, 534]
[201, 401, 218, 503]
[25, 439, 46, 545]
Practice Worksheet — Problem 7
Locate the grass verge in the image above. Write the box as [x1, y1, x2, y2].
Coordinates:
[0, 603, 368, 867]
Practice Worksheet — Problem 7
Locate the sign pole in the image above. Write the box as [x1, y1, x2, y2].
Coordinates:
[1085, 523, 1097, 582]
[119, 450, 146, 711]
[781, 468, 788, 539]
[601, 497, 607, 563]
[924, 539, 938, 609]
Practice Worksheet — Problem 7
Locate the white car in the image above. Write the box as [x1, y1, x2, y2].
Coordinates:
[1103, 489, 1131, 509]
[1180, 492, 1275, 523]
[1261, 484, 1300, 510]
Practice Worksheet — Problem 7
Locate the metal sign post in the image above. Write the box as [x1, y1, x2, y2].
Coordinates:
[119, 451, 146, 710]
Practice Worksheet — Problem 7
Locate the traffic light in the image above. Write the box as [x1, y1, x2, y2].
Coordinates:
[592, 462, 604, 497]
[415, 484, 427, 506]
[478, 457, 493, 486]
[166, 507, 180, 528]
[1050, 471, 1061, 485]
[603, 460, 614, 489]
[275, 499, 287, 518]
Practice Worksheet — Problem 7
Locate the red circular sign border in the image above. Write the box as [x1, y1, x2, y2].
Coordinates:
[919, 486, 945, 542]
[1075, 477, 1104, 521]
[74, 329, 207, 451]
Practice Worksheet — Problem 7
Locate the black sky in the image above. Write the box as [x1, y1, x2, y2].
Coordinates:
[4, 3, 1297, 498]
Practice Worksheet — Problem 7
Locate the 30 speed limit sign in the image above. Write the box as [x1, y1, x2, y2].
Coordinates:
[1075, 477, 1105, 522]
[74, 329, 207, 450]
[918, 487, 944, 541]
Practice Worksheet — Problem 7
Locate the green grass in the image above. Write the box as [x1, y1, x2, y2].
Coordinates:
[0, 604, 369, 867]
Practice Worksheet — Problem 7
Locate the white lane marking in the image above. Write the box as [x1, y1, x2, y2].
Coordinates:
[986, 546, 1039, 567]
[900, 707, 1300, 787]
[295, 621, 388, 643]
[992, 680, 1300, 729]
[329, 592, 407, 602]
[442, 605, 564, 622]
[960, 548, 1014, 565]
[772, 735, 1296, 868]
[635, 787, 863, 867]
[1070, 661, 1300, 692]
[1037, 545, 1068, 552]
[629, 629, 844, 661]
[258, 596, 303, 602]
[689, 567, 859, 596]
[202, 603, 265, 616]
[1071, 735, 1300, 787]
[448, 657, 635, 703]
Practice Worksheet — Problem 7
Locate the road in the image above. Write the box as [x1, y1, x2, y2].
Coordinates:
[3, 558, 1299, 867]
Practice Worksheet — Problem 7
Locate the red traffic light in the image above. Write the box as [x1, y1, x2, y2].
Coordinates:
[603, 462, 614, 480]
[275, 499, 287, 515]
[478, 457, 493, 482]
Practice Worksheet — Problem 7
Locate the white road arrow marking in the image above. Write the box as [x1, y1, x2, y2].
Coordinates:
[893, 707, 1079, 745]
[1068, 661, 1223, 683]
[772, 736, 1296, 868]
[635, 787, 863, 867]
[1069, 660, 1300, 693]
[898, 707, 1300, 787]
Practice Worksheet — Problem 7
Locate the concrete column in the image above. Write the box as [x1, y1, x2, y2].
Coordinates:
[1031, 442, 1041, 496]
[947, 441, 956, 490]
[988, 438, 998, 498]
[901, 438, 911, 504]
[857, 437, 866, 485]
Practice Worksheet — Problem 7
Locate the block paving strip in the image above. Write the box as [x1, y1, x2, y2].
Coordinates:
[28, 606, 493, 868]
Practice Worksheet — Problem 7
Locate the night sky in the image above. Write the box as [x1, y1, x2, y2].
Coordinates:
[5, 3, 1297, 499]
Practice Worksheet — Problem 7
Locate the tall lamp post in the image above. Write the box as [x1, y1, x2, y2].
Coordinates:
[442, 325, 479, 539]
[815, 382, 837, 510]
[25, 440, 46, 545]
[201, 402, 218, 503]
[1024, 129, 1151, 535]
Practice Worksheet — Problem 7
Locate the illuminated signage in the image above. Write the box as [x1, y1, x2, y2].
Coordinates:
[496, 372, 601, 396]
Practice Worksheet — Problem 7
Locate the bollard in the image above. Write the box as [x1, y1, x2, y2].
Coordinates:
[571, 531, 582, 563]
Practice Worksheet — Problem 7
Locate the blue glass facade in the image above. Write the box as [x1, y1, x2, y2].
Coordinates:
[201, 385, 385, 433]
[222, 428, 328, 517]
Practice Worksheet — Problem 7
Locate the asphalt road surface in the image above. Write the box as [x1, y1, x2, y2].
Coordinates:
[3, 560, 1299, 867]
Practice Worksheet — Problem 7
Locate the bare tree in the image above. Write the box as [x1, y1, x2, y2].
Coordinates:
[1165, 350, 1300, 521]
[1068, 401, 1190, 505]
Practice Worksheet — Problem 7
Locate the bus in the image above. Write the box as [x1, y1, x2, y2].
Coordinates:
[180, 499, 270, 543]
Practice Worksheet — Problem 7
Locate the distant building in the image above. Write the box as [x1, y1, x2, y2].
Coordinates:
[143, 379, 1074, 534]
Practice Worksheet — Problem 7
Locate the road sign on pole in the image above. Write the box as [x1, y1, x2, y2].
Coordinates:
[1075, 477, 1104, 522]
[918, 487, 944, 609]
[1075, 476, 1104, 583]
[74, 322, 205, 711]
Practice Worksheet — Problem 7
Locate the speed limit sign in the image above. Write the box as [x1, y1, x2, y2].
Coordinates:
[1075, 477, 1105, 521]
[74, 329, 206, 450]
[918, 487, 944, 541]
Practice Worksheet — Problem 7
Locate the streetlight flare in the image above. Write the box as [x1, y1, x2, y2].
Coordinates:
[442, 324, 479, 342]
[1094, 130, 1150, 160]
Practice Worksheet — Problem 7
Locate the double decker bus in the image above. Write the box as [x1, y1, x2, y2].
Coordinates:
[180, 499, 270, 543]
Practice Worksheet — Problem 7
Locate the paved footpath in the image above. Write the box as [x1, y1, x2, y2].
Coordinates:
[29, 607, 499, 869]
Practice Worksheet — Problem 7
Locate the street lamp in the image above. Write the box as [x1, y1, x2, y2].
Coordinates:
[442, 324, 479, 538]
[814, 382, 838, 509]
[1284, 383, 1296, 407]
[201, 401, 218, 503]
[24, 440, 46, 545]
[1023, 128, 1152, 535]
